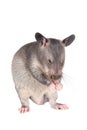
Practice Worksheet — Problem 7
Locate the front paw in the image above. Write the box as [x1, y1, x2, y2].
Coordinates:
[49, 83, 63, 91]
[55, 83, 63, 90]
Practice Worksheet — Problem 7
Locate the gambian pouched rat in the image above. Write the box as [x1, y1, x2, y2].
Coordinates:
[12, 32, 75, 113]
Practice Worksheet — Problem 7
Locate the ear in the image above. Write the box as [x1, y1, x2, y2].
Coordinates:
[35, 32, 47, 47]
[35, 32, 45, 41]
[62, 34, 75, 46]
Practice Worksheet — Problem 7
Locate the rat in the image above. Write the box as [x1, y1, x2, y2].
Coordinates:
[12, 32, 75, 113]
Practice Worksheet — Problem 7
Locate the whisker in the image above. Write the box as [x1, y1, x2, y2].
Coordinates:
[61, 72, 74, 88]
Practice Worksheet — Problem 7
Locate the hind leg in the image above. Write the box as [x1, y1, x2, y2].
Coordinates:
[16, 87, 30, 113]
[50, 101, 69, 110]
[48, 92, 69, 110]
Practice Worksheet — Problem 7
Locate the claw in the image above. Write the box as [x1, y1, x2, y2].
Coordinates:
[53, 103, 69, 110]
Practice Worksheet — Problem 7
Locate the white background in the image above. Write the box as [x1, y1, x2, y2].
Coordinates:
[0, 0, 87, 129]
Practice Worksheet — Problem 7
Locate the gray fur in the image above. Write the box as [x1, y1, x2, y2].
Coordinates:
[12, 32, 75, 109]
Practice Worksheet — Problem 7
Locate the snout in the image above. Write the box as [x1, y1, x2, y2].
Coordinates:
[50, 74, 62, 80]
[50, 74, 62, 86]
[50, 68, 62, 80]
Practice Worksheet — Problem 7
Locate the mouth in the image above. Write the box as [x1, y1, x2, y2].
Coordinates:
[50, 75, 62, 80]
[50, 74, 62, 84]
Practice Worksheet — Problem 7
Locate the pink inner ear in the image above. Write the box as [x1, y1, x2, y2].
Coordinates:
[42, 38, 46, 47]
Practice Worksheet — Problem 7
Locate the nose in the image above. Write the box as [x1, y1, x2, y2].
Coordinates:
[51, 74, 62, 80]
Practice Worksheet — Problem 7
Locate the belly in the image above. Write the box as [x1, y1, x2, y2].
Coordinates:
[30, 94, 49, 105]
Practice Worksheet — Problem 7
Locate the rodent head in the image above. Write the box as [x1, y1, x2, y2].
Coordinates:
[35, 32, 75, 82]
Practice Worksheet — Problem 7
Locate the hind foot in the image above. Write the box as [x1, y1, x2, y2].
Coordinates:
[52, 103, 69, 110]
[19, 106, 30, 113]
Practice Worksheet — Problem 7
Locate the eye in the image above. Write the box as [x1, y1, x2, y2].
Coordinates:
[48, 59, 52, 64]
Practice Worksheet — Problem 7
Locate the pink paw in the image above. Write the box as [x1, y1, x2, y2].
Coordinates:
[19, 107, 30, 113]
[53, 103, 69, 110]
[55, 83, 63, 90]
[49, 83, 63, 91]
